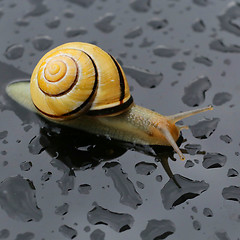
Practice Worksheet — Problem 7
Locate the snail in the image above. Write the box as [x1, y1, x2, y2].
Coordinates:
[6, 42, 213, 160]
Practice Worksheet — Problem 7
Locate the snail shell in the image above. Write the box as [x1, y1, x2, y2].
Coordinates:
[30, 42, 133, 119]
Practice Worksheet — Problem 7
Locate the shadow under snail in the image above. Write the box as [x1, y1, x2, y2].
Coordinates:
[6, 42, 213, 160]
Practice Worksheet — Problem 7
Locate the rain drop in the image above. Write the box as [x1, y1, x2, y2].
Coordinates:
[65, 27, 87, 37]
[140, 219, 176, 240]
[87, 203, 134, 232]
[194, 56, 213, 67]
[212, 92, 232, 106]
[90, 229, 105, 240]
[55, 203, 69, 216]
[46, 16, 60, 29]
[182, 76, 211, 107]
[123, 65, 163, 88]
[78, 184, 92, 194]
[32, 35, 53, 51]
[189, 118, 220, 139]
[59, 225, 77, 239]
[202, 153, 227, 169]
[153, 45, 179, 57]
[124, 26, 143, 39]
[4, 44, 24, 60]
[104, 162, 142, 209]
[95, 13, 115, 33]
[135, 162, 157, 175]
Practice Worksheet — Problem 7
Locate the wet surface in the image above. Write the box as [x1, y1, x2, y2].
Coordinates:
[0, 0, 240, 239]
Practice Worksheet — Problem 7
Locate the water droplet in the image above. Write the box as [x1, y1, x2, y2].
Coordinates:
[32, 35, 53, 51]
[213, 92, 232, 106]
[189, 118, 220, 139]
[0, 229, 10, 239]
[193, 220, 201, 230]
[24, 0, 48, 17]
[224, 58, 231, 65]
[136, 181, 144, 189]
[192, 19, 205, 32]
[59, 225, 77, 239]
[140, 219, 175, 240]
[124, 26, 142, 39]
[182, 76, 211, 107]
[20, 161, 32, 171]
[222, 186, 240, 202]
[95, 13, 115, 33]
[215, 231, 231, 240]
[193, 0, 209, 7]
[0, 175, 42, 222]
[153, 45, 179, 57]
[65, 27, 87, 37]
[28, 136, 48, 155]
[184, 144, 201, 155]
[84, 226, 90, 232]
[139, 37, 154, 48]
[63, 9, 75, 18]
[218, 2, 240, 36]
[15, 232, 34, 240]
[2, 161, 8, 167]
[15, 18, 30, 26]
[24, 125, 32, 132]
[45, 16, 60, 29]
[156, 175, 163, 182]
[87, 203, 134, 232]
[123, 65, 162, 88]
[55, 203, 69, 216]
[51, 159, 75, 195]
[41, 172, 52, 181]
[227, 168, 238, 177]
[202, 152, 226, 169]
[147, 18, 168, 30]
[135, 162, 157, 175]
[4, 44, 24, 60]
[220, 135, 232, 144]
[185, 160, 195, 168]
[203, 207, 213, 217]
[0, 131, 8, 140]
[103, 162, 142, 209]
[66, 0, 95, 8]
[90, 229, 105, 240]
[161, 174, 209, 209]
[192, 206, 198, 213]
[209, 39, 240, 53]
[172, 61, 186, 71]
[1, 150, 7, 156]
[129, 0, 151, 12]
[194, 56, 213, 66]
[78, 184, 92, 194]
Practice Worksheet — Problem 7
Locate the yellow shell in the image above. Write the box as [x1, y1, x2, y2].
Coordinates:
[30, 42, 132, 118]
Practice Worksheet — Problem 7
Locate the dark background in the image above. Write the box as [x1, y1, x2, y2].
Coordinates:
[0, 0, 239, 239]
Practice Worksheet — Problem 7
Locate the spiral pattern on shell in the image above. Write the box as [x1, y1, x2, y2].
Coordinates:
[30, 42, 132, 118]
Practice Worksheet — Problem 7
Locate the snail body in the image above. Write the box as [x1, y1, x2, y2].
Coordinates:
[6, 42, 213, 160]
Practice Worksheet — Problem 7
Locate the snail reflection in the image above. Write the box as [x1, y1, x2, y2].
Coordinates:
[34, 117, 186, 188]
[31, 119, 208, 190]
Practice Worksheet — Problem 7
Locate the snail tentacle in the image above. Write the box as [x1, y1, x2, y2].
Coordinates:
[167, 105, 213, 123]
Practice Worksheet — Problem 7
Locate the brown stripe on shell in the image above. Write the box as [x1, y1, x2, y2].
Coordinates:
[87, 96, 133, 116]
[109, 54, 125, 102]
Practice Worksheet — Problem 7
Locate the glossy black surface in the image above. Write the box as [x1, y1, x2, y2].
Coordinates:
[0, 0, 240, 239]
